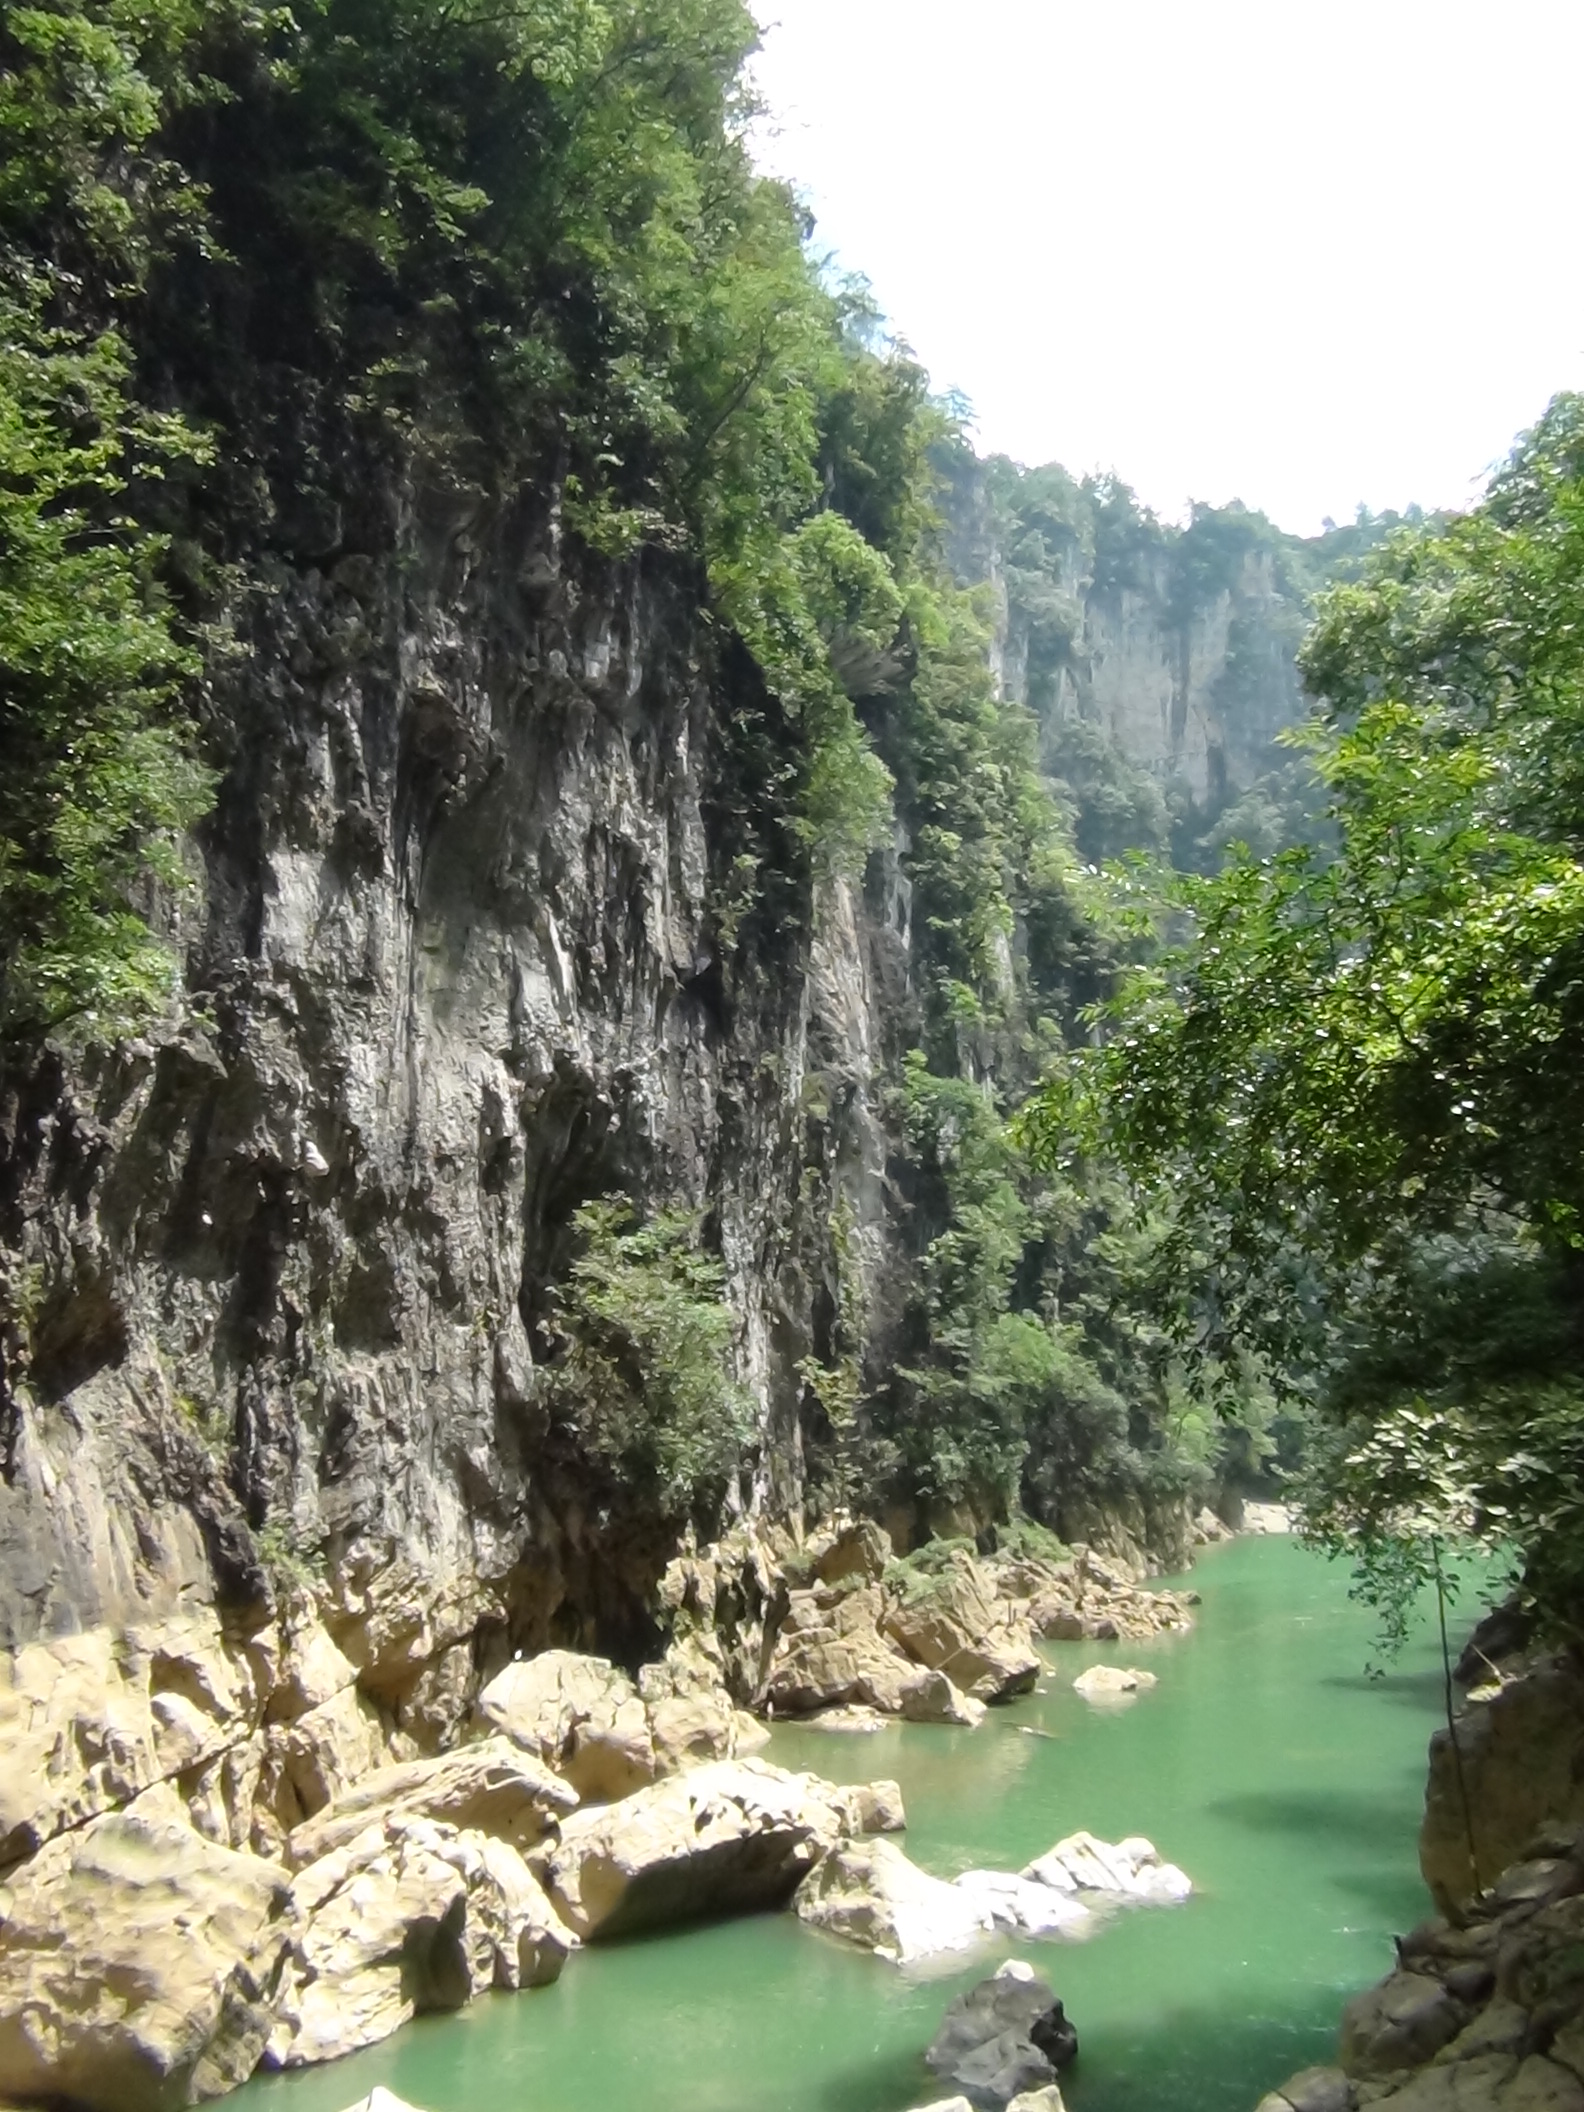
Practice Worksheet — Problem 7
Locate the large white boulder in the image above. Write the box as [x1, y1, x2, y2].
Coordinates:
[1071, 1665, 1157, 1703]
[1022, 1830, 1191, 1904]
[794, 1836, 996, 1967]
[477, 1650, 657, 1801]
[0, 1810, 293, 2112]
[540, 1758, 874, 1940]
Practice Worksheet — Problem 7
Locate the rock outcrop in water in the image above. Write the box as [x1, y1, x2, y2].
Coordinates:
[925, 1960, 1079, 2107]
[1258, 1824, 1584, 2112]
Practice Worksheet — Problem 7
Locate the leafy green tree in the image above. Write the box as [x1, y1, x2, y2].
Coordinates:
[550, 1199, 753, 1510]
[1030, 395, 1584, 1625]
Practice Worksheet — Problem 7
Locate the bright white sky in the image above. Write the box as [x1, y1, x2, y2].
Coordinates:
[747, 0, 1584, 534]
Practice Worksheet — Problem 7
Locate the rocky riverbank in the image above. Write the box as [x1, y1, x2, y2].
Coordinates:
[1259, 1648, 1584, 2112]
[0, 1516, 1194, 2107]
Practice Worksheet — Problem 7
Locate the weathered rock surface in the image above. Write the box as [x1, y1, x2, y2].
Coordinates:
[988, 1546, 1194, 1645]
[794, 1836, 996, 1967]
[269, 1816, 573, 2068]
[539, 1757, 889, 1940]
[0, 1810, 293, 2112]
[926, 1961, 1078, 2106]
[882, 1552, 1041, 1702]
[1421, 1660, 1584, 1918]
[477, 1650, 657, 1801]
[285, 1737, 577, 1868]
[0, 1614, 275, 1868]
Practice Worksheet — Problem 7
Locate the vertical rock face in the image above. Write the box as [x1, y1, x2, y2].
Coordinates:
[0, 464, 890, 1764]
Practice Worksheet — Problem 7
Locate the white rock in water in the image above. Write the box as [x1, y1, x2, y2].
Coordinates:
[795, 1836, 996, 1967]
[340, 2092, 432, 2112]
[952, 1869, 1093, 1936]
[1022, 1828, 1192, 1904]
[1072, 1664, 1157, 1702]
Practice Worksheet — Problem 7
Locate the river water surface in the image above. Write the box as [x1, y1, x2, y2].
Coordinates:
[232, 1535, 1448, 2112]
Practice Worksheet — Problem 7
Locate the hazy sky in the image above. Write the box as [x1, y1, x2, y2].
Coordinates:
[747, 0, 1584, 534]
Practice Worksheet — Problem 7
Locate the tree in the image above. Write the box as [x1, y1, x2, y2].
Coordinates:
[1027, 394, 1584, 1627]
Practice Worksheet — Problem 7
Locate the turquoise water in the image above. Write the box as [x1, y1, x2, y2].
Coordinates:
[231, 1536, 1447, 2112]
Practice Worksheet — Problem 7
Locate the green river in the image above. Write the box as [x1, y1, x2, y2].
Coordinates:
[232, 1535, 1449, 2112]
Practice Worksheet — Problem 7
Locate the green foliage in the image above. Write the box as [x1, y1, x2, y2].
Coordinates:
[0, 282, 211, 1041]
[1033, 394, 1584, 1627]
[551, 1198, 753, 1509]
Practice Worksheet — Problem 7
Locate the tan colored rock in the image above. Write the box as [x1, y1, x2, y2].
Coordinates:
[272, 1684, 393, 1820]
[477, 1650, 656, 1802]
[763, 1625, 928, 1717]
[901, 1668, 988, 1728]
[541, 1758, 855, 1940]
[814, 1520, 893, 1586]
[270, 1816, 573, 2069]
[647, 1690, 738, 1775]
[1422, 1660, 1584, 1916]
[882, 1552, 1040, 1702]
[394, 1641, 476, 1755]
[0, 1810, 293, 2112]
[265, 1617, 358, 1725]
[286, 1736, 577, 1869]
[0, 1614, 271, 1865]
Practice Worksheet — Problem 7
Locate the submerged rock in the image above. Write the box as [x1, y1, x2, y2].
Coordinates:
[794, 1836, 996, 1967]
[926, 1960, 1078, 2105]
[0, 1810, 293, 2112]
[539, 1757, 890, 1941]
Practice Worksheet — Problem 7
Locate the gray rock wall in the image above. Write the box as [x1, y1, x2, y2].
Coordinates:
[0, 466, 889, 1701]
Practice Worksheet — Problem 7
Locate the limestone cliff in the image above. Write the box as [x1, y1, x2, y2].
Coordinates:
[0, 465, 895, 1709]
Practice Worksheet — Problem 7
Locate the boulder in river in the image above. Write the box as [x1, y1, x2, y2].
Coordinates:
[1071, 1665, 1158, 1704]
[1021, 1830, 1191, 1904]
[926, 1959, 1078, 2105]
[269, 1813, 573, 2069]
[882, 1552, 1041, 1702]
[0, 1808, 293, 2112]
[338, 2092, 433, 2112]
[539, 1757, 896, 1940]
[794, 1836, 996, 1967]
